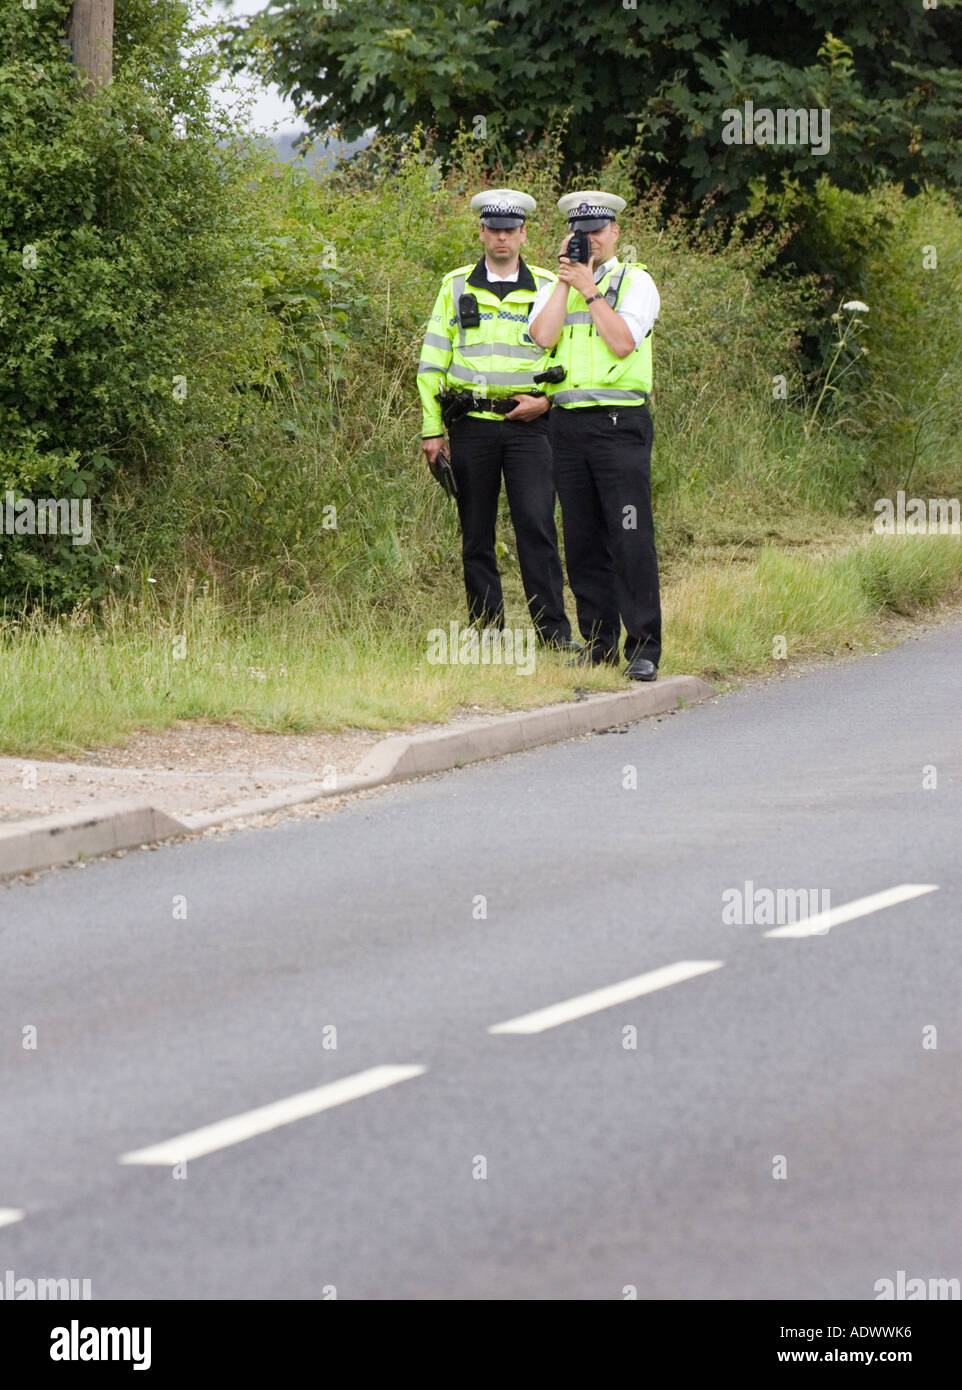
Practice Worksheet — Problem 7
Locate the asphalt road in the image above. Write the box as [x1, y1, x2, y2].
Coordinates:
[1, 625, 960, 1300]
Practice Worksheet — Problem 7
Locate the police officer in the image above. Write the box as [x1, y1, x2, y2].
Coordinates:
[529, 191, 662, 680]
[418, 190, 574, 647]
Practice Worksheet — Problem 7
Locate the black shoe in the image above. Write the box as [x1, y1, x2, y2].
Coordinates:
[540, 635, 582, 652]
[566, 645, 619, 668]
[625, 656, 657, 681]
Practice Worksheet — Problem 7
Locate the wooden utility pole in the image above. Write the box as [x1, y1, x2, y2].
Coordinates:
[68, 0, 114, 89]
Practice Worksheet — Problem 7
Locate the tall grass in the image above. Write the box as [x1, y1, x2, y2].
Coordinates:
[666, 536, 962, 677]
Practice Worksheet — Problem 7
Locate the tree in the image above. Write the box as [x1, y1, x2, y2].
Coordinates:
[68, 0, 114, 88]
[223, 0, 962, 217]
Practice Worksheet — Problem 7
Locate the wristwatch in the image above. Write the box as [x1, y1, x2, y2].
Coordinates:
[584, 293, 603, 306]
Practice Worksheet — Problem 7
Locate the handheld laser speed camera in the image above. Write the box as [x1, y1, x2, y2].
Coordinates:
[565, 230, 590, 264]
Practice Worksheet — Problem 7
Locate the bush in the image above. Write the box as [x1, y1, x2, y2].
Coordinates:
[0, 0, 280, 605]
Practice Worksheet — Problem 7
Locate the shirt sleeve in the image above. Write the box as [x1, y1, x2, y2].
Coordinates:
[616, 270, 660, 346]
[417, 283, 452, 437]
[527, 280, 556, 328]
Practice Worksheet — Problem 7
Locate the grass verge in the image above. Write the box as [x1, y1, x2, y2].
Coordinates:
[1, 533, 959, 758]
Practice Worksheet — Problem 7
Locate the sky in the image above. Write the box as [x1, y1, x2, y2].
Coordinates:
[204, 0, 303, 134]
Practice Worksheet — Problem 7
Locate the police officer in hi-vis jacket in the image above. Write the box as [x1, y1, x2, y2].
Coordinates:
[529, 191, 662, 681]
[417, 189, 574, 648]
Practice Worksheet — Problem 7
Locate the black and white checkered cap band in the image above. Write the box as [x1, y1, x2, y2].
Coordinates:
[480, 203, 526, 218]
[567, 203, 616, 220]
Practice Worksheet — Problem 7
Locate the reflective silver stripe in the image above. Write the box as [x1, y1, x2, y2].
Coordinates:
[417, 361, 447, 375]
[605, 267, 628, 308]
[452, 275, 467, 348]
[422, 332, 451, 351]
[448, 365, 540, 387]
[552, 389, 649, 405]
[457, 342, 543, 360]
[564, 311, 593, 325]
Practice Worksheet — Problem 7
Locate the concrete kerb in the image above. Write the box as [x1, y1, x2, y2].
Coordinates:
[0, 676, 713, 878]
[0, 803, 185, 879]
[352, 675, 713, 780]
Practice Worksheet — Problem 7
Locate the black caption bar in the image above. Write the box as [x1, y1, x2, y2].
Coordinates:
[2, 1298, 957, 1372]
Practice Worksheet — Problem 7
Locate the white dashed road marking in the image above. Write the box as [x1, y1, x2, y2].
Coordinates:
[765, 884, 939, 939]
[0, 1208, 25, 1229]
[489, 960, 725, 1035]
[119, 1065, 426, 1165]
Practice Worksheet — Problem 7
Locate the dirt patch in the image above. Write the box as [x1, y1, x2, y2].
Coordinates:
[71, 721, 385, 775]
[0, 723, 383, 823]
[0, 707, 517, 824]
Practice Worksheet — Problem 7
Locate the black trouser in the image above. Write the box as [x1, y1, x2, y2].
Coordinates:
[550, 404, 661, 665]
[447, 413, 571, 643]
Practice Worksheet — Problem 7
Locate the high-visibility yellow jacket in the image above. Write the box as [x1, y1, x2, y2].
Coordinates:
[545, 261, 653, 408]
[417, 258, 557, 435]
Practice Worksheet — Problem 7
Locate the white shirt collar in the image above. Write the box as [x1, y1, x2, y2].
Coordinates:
[485, 261, 520, 282]
[593, 257, 619, 283]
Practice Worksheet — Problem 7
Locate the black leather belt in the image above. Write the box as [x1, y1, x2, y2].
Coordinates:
[471, 394, 543, 414]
